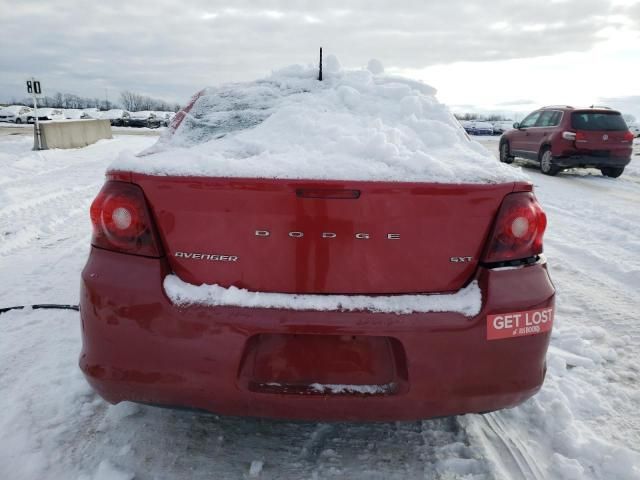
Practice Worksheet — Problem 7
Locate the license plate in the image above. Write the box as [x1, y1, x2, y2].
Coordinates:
[486, 307, 554, 340]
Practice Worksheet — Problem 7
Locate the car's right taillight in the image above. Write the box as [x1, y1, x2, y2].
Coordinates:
[90, 181, 163, 257]
[622, 131, 635, 142]
[482, 192, 547, 264]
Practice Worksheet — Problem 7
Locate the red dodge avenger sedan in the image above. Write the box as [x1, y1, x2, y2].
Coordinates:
[80, 74, 554, 421]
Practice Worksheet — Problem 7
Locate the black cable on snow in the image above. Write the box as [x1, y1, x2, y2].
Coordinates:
[0, 304, 79, 315]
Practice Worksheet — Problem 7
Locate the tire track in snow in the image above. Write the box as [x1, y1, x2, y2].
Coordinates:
[0, 196, 94, 258]
[467, 413, 545, 480]
[0, 183, 97, 220]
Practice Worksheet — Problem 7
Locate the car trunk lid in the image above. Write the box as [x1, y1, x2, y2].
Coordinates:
[133, 174, 518, 294]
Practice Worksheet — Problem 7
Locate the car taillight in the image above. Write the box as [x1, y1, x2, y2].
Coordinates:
[90, 181, 163, 257]
[575, 131, 588, 143]
[622, 131, 635, 142]
[482, 192, 547, 264]
[561, 131, 576, 141]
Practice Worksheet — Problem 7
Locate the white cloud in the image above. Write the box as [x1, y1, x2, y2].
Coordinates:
[0, 0, 638, 112]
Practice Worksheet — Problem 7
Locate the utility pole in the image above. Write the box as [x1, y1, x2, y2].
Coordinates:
[32, 95, 42, 150]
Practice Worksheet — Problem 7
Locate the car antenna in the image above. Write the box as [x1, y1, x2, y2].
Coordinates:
[318, 47, 323, 81]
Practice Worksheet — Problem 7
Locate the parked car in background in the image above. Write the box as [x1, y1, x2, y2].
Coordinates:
[27, 108, 65, 122]
[499, 106, 634, 177]
[459, 120, 472, 132]
[63, 109, 88, 120]
[464, 121, 494, 136]
[0, 105, 32, 123]
[100, 109, 130, 126]
[153, 111, 172, 127]
[127, 111, 161, 128]
[82, 108, 101, 119]
[492, 121, 515, 135]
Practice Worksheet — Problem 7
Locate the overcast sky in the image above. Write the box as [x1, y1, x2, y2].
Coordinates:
[1, 0, 639, 118]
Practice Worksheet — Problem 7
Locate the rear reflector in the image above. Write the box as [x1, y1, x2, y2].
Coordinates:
[482, 192, 547, 264]
[90, 181, 163, 257]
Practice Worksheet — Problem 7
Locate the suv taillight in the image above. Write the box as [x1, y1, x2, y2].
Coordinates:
[90, 181, 163, 257]
[482, 192, 547, 264]
[623, 131, 635, 142]
[575, 131, 588, 143]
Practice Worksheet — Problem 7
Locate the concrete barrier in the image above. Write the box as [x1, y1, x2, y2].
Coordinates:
[35, 119, 112, 150]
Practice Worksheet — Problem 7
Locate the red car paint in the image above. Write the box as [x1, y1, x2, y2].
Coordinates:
[80, 167, 554, 421]
[500, 106, 634, 177]
[134, 174, 518, 294]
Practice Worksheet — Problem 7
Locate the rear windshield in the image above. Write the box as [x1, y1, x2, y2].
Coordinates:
[571, 111, 627, 131]
[170, 82, 310, 147]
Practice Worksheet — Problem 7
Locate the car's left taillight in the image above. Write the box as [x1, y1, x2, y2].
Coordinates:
[90, 181, 163, 257]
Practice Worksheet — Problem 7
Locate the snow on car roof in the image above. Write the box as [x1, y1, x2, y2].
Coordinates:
[129, 111, 154, 119]
[111, 57, 527, 184]
[100, 109, 127, 119]
[0, 105, 30, 114]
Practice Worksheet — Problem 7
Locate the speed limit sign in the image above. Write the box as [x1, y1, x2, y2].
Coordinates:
[26, 78, 43, 98]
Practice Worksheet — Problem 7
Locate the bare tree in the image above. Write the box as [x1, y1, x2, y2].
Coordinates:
[10, 89, 181, 112]
[120, 90, 182, 112]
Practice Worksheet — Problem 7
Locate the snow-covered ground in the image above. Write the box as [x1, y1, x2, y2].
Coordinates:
[0, 135, 639, 479]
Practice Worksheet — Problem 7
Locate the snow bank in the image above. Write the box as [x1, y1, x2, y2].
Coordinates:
[464, 321, 640, 480]
[163, 274, 482, 316]
[111, 58, 527, 184]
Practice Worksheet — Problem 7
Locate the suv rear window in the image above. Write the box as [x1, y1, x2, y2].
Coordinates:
[571, 112, 627, 131]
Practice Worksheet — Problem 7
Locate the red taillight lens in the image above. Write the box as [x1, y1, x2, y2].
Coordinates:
[623, 131, 635, 142]
[482, 192, 547, 264]
[90, 181, 163, 257]
[575, 131, 588, 143]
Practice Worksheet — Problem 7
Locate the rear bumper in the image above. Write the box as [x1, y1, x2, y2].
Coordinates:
[80, 248, 555, 421]
[554, 153, 631, 169]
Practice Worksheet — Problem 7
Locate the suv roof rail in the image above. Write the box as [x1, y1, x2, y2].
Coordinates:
[588, 105, 612, 110]
[541, 105, 573, 109]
